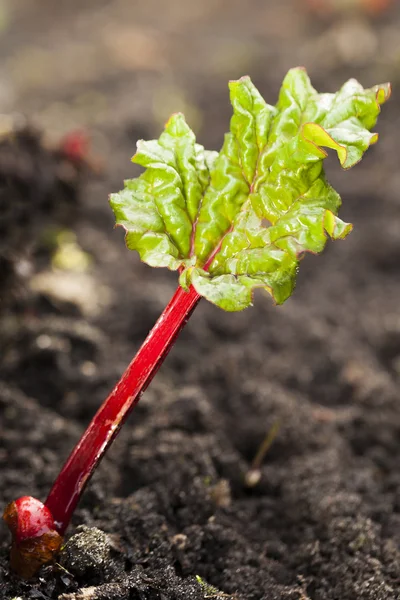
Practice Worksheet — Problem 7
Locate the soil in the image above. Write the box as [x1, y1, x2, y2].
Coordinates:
[0, 1, 400, 599]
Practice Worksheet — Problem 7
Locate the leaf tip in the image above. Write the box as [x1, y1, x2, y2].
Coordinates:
[375, 82, 391, 105]
[228, 75, 252, 95]
[324, 211, 353, 240]
[370, 132, 379, 146]
[287, 66, 309, 79]
[229, 75, 251, 84]
[131, 139, 145, 164]
[165, 111, 186, 127]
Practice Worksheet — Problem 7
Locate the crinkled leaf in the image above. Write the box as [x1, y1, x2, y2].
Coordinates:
[110, 68, 390, 311]
[110, 113, 217, 270]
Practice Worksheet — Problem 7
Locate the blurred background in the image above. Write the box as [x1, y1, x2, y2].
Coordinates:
[0, 0, 398, 161]
[0, 0, 398, 301]
[0, 1, 400, 599]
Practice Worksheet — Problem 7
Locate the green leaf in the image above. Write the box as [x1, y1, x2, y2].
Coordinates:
[110, 113, 215, 270]
[110, 68, 390, 311]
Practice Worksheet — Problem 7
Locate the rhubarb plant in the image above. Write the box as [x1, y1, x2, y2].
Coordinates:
[3, 68, 390, 578]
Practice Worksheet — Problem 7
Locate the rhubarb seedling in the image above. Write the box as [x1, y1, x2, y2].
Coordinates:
[3, 68, 390, 577]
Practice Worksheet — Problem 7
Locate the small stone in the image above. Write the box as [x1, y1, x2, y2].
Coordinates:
[244, 469, 261, 488]
[59, 526, 111, 579]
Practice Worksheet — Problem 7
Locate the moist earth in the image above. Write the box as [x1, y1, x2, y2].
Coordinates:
[1, 2, 400, 599]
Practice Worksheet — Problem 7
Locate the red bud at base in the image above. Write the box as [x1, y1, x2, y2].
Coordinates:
[3, 497, 63, 578]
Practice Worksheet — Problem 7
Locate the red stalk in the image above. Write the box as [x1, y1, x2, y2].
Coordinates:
[47, 283, 200, 531]
[3, 283, 201, 575]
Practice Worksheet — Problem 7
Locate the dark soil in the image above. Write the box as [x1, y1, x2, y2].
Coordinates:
[1, 2, 400, 599]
